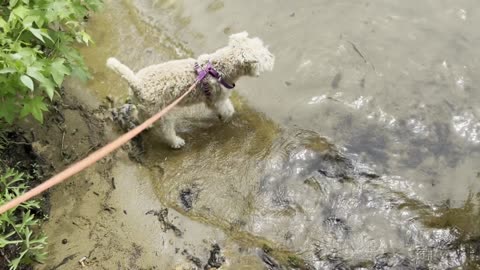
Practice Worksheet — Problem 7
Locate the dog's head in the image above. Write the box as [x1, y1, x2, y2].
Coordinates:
[228, 32, 275, 77]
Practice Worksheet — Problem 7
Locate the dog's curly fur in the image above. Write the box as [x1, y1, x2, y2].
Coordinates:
[106, 31, 274, 148]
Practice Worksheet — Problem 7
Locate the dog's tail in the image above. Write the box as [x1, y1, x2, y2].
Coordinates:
[106, 57, 139, 87]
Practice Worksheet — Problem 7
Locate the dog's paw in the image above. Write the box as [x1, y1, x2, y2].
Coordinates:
[170, 136, 186, 149]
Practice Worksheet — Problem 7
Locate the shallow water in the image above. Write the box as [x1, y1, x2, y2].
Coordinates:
[67, 0, 480, 268]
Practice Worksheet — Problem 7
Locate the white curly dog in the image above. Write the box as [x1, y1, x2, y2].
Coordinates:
[106, 31, 274, 149]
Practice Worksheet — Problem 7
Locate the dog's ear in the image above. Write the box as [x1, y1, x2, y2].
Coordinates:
[229, 31, 249, 46]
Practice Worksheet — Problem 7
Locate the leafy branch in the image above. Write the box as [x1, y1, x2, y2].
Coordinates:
[0, 0, 103, 123]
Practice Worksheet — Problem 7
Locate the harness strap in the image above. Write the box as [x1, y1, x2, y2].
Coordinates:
[194, 63, 213, 98]
[194, 61, 236, 94]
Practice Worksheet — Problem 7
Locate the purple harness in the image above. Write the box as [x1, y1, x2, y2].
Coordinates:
[194, 61, 235, 98]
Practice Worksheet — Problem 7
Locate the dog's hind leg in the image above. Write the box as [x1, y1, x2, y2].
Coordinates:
[158, 116, 185, 149]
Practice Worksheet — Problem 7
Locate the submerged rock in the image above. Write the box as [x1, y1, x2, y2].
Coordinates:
[316, 151, 355, 180]
[257, 249, 282, 270]
[180, 185, 200, 211]
[204, 244, 225, 269]
[373, 253, 416, 270]
[323, 217, 351, 241]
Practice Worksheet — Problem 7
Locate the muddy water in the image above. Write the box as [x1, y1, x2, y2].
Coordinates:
[44, 0, 480, 269]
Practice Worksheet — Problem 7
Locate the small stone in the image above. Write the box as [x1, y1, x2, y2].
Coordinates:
[62, 239, 68, 244]
[180, 186, 199, 211]
[290, 12, 295, 17]
[284, 81, 292, 86]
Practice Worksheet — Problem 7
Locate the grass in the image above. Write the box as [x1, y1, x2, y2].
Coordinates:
[0, 129, 48, 270]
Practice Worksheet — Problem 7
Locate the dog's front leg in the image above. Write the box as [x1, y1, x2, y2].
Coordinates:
[214, 98, 235, 121]
[158, 117, 185, 149]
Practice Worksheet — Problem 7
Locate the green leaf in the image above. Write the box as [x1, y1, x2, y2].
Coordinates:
[10, 47, 39, 66]
[20, 96, 48, 123]
[0, 231, 22, 248]
[9, 0, 19, 9]
[29, 28, 44, 42]
[0, 68, 16, 74]
[33, 251, 48, 264]
[24, 227, 32, 248]
[27, 64, 56, 98]
[0, 18, 7, 30]
[28, 28, 53, 43]
[20, 211, 36, 231]
[65, 21, 79, 28]
[71, 65, 91, 82]
[41, 80, 55, 99]
[9, 249, 28, 270]
[22, 15, 40, 28]
[80, 31, 92, 45]
[26, 66, 48, 84]
[10, 6, 29, 21]
[10, 53, 22, 60]
[20, 75, 34, 91]
[50, 59, 70, 85]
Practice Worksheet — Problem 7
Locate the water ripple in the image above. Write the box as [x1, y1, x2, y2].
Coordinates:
[452, 111, 480, 144]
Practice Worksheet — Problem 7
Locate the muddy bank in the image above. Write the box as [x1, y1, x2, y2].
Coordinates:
[22, 90, 277, 269]
[30, 92, 324, 269]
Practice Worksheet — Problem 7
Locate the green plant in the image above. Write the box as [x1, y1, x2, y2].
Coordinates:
[0, 0, 103, 123]
[0, 168, 47, 270]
